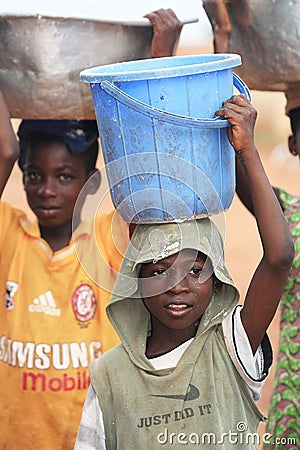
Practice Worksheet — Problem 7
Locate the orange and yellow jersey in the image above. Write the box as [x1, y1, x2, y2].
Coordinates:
[0, 201, 129, 450]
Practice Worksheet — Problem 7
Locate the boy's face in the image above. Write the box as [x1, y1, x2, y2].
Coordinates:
[139, 249, 215, 331]
[23, 141, 91, 227]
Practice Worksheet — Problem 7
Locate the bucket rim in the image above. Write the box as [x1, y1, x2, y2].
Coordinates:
[80, 53, 242, 83]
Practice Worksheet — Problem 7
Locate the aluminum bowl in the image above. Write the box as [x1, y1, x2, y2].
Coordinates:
[225, 0, 300, 91]
[0, 15, 156, 119]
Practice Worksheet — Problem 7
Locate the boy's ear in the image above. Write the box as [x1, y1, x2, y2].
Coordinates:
[87, 169, 101, 194]
[288, 134, 298, 156]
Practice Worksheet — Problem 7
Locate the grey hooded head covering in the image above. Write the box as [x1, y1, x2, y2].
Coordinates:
[106, 218, 240, 365]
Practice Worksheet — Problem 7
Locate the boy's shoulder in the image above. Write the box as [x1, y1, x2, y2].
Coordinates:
[94, 343, 125, 364]
[94, 210, 129, 254]
[78, 210, 127, 242]
[0, 201, 29, 225]
[0, 202, 33, 260]
[90, 344, 125, 376]
[94, 210, 128, 231]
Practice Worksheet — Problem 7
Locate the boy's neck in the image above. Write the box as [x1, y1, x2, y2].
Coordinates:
[39, 216, 80, 252]
[146, 318, 199, 358]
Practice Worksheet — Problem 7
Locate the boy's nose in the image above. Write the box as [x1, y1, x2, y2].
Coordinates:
[38, 179, 57, 197]
[168, 269, 189, 293]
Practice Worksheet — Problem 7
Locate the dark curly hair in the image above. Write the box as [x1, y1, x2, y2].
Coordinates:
[17, 120, 99, 173]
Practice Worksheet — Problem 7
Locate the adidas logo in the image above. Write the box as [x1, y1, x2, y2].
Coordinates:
[28, 291, 61, 316]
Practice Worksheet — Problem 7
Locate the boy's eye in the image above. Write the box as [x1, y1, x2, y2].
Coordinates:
[151, 268, 167, 277]
[59, 173, 73, 182]
[188, 266, 203, 276]
[27, 172, 41, 181]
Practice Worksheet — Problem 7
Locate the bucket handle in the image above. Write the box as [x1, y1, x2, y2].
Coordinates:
[99, 73, 251, 129]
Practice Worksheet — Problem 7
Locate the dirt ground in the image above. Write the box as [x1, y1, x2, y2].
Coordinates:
[3, 46, 299, 448]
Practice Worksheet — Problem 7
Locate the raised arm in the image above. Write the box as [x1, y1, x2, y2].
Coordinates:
[0, 90, 19, 198]
[216, 95, 294, 353]
[202, 0, 231, 53]
[144, 9, 183, 58]
[236, 152, 282, 214]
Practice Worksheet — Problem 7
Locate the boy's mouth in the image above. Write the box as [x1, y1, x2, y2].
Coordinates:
[36, 205, 61, 217]
[36, 204, 60, 210]
[164, 303, 192, 316]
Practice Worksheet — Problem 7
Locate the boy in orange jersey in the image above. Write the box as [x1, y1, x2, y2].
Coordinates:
[0, 96, 129, 450]
[0, 9, 183, 450]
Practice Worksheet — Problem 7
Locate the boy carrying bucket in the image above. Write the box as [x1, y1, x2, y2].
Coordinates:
[74, 96, 294, 449]
[0, 9, 183, 450]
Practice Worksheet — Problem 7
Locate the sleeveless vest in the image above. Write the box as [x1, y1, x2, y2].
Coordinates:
[90, 324, 264, 450]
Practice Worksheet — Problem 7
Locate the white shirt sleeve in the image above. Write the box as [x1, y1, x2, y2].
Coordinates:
[222, 304, 273, 402]
[74, 385, 106, 450]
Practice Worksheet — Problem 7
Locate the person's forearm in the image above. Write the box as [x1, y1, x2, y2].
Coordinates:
[237, 145, 293, 265]
[0, 91, 19, 197]
[202, 0, 231, 53]
[235, 153, 254, 214]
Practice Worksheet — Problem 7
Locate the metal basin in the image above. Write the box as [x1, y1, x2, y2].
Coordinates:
[0, 15, 156, 119]
[224, 0, 300, 91]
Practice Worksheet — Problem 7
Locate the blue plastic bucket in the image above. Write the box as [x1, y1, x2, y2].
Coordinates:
[80, 54, 251, 223]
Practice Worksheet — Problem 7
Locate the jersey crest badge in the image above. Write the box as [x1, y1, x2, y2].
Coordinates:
[5, 281, 19, 310]
[72, 283, 97, 323]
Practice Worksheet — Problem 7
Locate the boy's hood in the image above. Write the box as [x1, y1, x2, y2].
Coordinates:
[107, 219, 239, 371]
